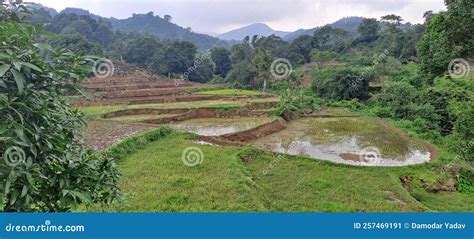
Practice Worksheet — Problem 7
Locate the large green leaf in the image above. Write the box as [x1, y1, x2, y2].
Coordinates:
[21, 62, 42, 72]
[11, 69, 25, 94]
[0, 64, 10, 77]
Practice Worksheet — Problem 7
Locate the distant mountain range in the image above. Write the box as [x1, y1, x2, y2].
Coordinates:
[28, 3, 371, 49]
[27, 3, 58, 17]
[283, 17, 364, 41]
[218, 17, 365, 42]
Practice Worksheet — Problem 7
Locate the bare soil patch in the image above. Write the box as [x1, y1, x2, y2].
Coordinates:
[200, 119, 288, 145]
[82, 120, 154, 151]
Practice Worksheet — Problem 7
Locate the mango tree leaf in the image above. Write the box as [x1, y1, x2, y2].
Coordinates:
[10, 190, 18, 205]
[69, 191, 91, 203]
[11, 69, 25, 94]
[5, 180, 11, 195]
[21, 62, 42, 72]
[21, 185, 28, 198]
[12, 62, 21, 71]
[0, 64, 10, 77]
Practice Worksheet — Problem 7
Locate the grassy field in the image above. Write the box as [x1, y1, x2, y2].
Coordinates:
[80, 98, 279, 120]
[80, 100, 245, 120]
[89, 132, 473, 212]
[111, 114, 181, 123]
[194, 89, 263, 96]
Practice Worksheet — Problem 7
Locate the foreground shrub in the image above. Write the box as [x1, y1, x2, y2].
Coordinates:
[0, 2, 120, 212]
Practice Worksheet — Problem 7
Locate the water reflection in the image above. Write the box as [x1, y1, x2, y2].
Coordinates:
[168, 118, 270, 136]
[252, 117, 431, 167]
[270, 137, 430, 167]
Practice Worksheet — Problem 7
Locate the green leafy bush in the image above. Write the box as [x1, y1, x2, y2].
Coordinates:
[312, 69, 370, 100]
[275, 88, 317, 119]
[457, 168, 474, 195]
[0, 2, 120, 212]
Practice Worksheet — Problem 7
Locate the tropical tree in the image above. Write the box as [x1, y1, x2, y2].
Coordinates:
[423, 10, 435, 23]
[123, 36, 161, 67]
[311, 69, 369, 100]
[160, 41, 197, 75]
[210, 47, 231, 77]
[313, 26, 349, 52]
[0, 1, 121, 212]
[381, 14, 403, 27]
[288, 35, 313, 63]
[357, 18, 380, 42]
[164, 14, 172, 22]
[417, 0, 474, 77]
[188, 56, 214, 83]
[253, 48, 272, 92]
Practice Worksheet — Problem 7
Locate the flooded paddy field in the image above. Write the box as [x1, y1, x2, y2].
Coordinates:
[167, 117, 274, 136]
[251, 117, 432, 167]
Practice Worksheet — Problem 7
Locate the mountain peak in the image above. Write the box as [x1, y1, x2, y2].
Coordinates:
[249, 22, 272, 27]
[218, 23, 290, 41]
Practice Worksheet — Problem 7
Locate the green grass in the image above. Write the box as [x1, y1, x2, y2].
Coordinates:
[194, 89, 262, 96]
[114, 133, 266, 212]
[79, 100, 245, 120]
[88, 132, 474, 212]
[110, 114, 180, 123]
[78, 98, 280, 120]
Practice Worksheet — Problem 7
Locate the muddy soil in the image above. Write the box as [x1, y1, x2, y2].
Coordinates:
[142, 108, 268, 124]
[82, 120, 154, 151]
[200, 119, 288, 146]
[102, 108, 190, 119]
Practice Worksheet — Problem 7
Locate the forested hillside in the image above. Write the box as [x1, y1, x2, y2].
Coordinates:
[27, 5, 228, 50]
[110, 12, 228, 50]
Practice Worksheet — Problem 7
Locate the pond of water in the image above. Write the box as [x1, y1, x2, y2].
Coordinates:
[167, 117, 273, 136]
[251, 117, 431, 167]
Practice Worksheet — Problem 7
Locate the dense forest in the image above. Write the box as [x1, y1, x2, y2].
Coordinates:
[0, 0, 472, 212]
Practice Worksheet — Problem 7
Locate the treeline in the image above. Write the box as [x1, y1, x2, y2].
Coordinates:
[25, 7, 426, 88]
[219, 14, 427, 91]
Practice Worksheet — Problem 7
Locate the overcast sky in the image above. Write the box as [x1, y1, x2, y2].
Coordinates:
[34, 0, 446, 35]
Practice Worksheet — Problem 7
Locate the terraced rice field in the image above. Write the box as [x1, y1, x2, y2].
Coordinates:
[77, 63, 473, 213]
